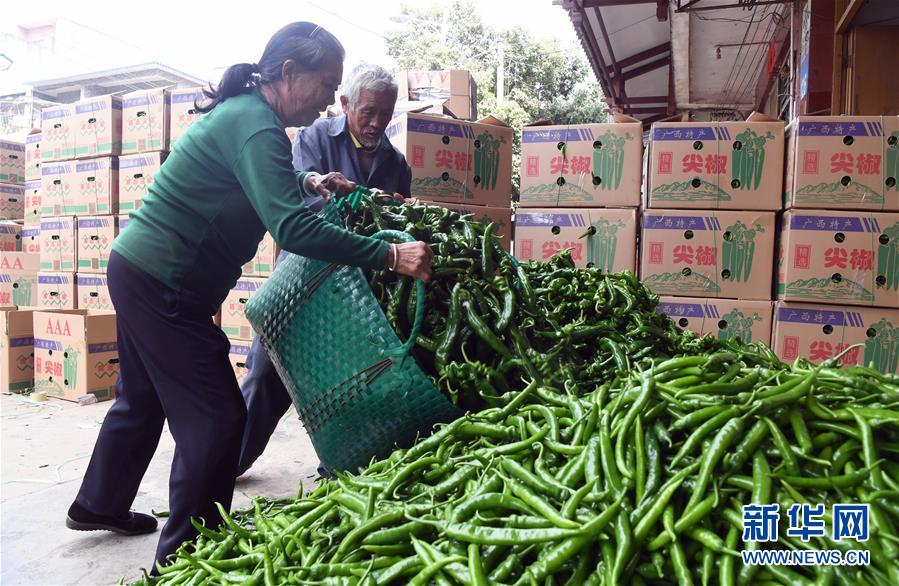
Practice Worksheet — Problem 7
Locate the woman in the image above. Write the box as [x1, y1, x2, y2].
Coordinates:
[64, 22, 432, 569]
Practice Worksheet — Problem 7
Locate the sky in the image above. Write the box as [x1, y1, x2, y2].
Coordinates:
[1, 0, 580, 86]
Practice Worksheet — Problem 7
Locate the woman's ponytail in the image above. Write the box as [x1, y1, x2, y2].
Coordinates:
[196, 63, 259, 113]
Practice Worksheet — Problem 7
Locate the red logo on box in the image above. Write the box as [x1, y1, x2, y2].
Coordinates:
[802, 150, 819, 174]
[649, 242, 664, 265]
[411, 145, 425, 168]
[519, 239, 533, 259]
[526, 156, 539, 177]
[783, 336, 799, 360]
[794, 245, 811, 269]
[659, 152, 673, 174]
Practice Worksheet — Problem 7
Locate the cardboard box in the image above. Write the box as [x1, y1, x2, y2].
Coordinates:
[647, 115, 784, 210]
[0, 140, 25, 184]
[777, 210, 899, 308]
[0, 183, 24, 220]
[657, 296, 774, 346]
[20, 226, 39, 256]
[243, 232, 279, 277]
[640, 210, 776, 300]
[785, 116, 899, 211]
[118, 152, 164, 212]
[37, 272, 77, 310]
[0, 252, 39, 307]
[0, 222, 21, 252]
[40, 217, 77, 272]
[77, 274, 113, 311]
[773, 302, 898, 374]
[221, 278, 266, 340]
[386, 112, 513, 207]
[228, 339, 251, 386]
[41, 104, 75, 162]
[73, 95, 122, 159]
[25, 132, 41, 182]
[1, 307, 35, 393]
[40, 161, 77, 216]
[24, 179, 41, 226]
[519, 116, 643, 208]
[121, 89, 170, 154]
[415, 200, 513, 252]
[76, 216, 118, 274]
[170, 88, 205, 145]
[73, 158, 119, 215]
[32, 310, 118, 401]
[399, 70, 478, 120]
[515, 207, 637, 271]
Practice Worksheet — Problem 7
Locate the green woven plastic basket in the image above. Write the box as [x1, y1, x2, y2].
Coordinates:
[244, 197, 463, 472]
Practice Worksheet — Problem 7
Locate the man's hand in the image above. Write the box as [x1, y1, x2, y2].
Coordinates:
[305, 172, 356, 198]
[388, 241, 434, 282]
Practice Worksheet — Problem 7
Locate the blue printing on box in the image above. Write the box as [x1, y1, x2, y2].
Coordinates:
[34, 339, 63, 351]
[0, 142, 25, 152]
[26, 134, 41, 145]
[522, 127, 596, 143]
[75, 100, 122, 114]
[10, 337, 34, 348]
[230, 344, 250, 356]
[76, 160, 119, 173]
[643, 216, 721, 231]
[77, 218, 112, 229]
[171, 92, 203, 104]
[42, 109, 69, 121]
[651, 127, 717, 141]
[232, 280, 263, 292]
[22, 228, 39, 238]
[119, 156, 157, 170]
[657, 302, 705, 319]
[515, 213, 588, 228]
[0, 185, 24, 195]
[789, 215, 879, 233]
[88, 342, 117, 353]
[123, 93, 170, 108]
[43, 164, 71, 176]
[797, 120, 882, 137]
[38, 275, 71, 285]
[0, 225, 18, 234]
[77, 275, 108, 287]
[776, 307, 865, 328]
[25, 180, 41, 190]
[406, 117, 471, 139]
[41, 220, 72, 231]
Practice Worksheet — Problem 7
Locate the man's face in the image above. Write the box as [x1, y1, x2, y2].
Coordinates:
[342, 88, 397, 150]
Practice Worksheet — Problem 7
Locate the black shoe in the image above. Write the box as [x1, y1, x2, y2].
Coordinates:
[66, 501, 158, 536]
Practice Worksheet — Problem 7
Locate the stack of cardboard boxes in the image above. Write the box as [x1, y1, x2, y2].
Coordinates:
[516, 115, 644, 272]
[0, 86, 210, 401]
[643, 115, 784, 348]
[385, 111, 516, 251]
[773, 117, 898, 374]
[396, 70, 478, 121]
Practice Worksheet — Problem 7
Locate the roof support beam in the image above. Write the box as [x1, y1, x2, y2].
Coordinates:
[835, 0, 864, 34]
[611, 56, 671, 81]
[615, 42, 670, 70]
[582, 0, 657, 6]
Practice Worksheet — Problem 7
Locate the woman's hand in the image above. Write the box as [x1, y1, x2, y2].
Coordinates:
[388, 242, 434, 282]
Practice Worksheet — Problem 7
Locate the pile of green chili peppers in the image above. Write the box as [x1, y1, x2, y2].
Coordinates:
[131, 198, 899, 585]
[350, 197, 715, 409]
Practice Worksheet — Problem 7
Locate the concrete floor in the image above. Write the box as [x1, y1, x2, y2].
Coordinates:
[0, 393, 321, 585]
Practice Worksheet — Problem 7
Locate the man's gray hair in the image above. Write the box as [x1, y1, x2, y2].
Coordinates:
[342, 64, 399, 110]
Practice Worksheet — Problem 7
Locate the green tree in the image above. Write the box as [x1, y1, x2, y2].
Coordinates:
[386, 0, 607, 194]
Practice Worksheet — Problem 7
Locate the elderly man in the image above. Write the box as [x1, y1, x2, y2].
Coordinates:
[237, 64, 411, 476]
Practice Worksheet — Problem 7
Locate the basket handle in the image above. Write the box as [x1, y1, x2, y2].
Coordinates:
[371, 230, 426, 357]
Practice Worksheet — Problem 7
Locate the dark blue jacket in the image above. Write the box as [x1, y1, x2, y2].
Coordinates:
[292, 115, 412, 211]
